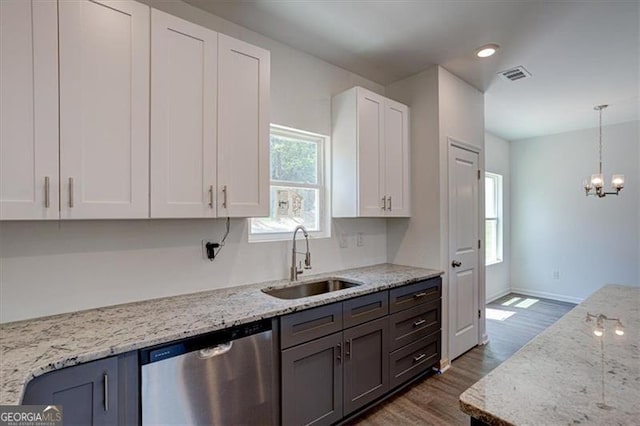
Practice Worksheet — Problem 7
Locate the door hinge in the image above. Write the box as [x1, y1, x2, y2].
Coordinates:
[478, 309, 482, 318]
[478, 239, 481, 249]
[477, 169, 481, 180]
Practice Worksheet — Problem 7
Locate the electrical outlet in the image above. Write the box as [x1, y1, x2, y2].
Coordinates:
[339, 233, 348, 248]
[553, 270, 560, 280]
[356, 232, 364, 247]
[202, 239, 216, 260]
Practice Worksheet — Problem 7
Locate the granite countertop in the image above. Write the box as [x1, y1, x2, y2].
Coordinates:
[460, 284, 640, 425]
[0, 263, 441, 405]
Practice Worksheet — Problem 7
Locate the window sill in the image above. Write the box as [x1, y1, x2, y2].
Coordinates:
[249, 231, 331, 243]
[486, 259, 503, 267]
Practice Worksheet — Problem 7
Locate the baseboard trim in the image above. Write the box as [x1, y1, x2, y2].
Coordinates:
[485, 288, 511, 304]
[434, 358, 451, 374]
[509, 287, 583, 304]
[479, 333, 489, 345]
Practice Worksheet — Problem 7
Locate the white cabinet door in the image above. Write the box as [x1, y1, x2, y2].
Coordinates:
[217, 34, 270, 217]
[59, 0, 150, 219]
[150, 9, 218, 218]
[383, 99, 410, 217]
[357, 89, 385, 217]
[0, 0, 59, 220]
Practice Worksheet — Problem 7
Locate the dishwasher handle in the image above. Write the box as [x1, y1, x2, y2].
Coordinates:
[198, 342, 233, 359]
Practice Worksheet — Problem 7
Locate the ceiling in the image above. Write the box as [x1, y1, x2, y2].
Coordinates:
[186, 0, 639, 141]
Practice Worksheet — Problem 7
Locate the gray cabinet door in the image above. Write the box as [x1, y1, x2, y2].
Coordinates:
[343, 291, 389, 329]
[282, 332, 343, 426]
[343, 317, 389, 415]
[281, 303, 343, 349]
[22, 356, 118, 426]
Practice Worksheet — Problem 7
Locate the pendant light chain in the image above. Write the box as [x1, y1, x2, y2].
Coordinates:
[598, 106, 603, 175]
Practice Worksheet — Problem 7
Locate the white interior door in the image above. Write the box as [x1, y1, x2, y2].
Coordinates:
[357, 89, 385, 217]
[59, 0, 150, 219]
[217, 34, 270, 217]
[383, 99, 410, 217]
[448, 142, 480, 360]
[0, 0, 59, 220]
[150, 9, 217, 218]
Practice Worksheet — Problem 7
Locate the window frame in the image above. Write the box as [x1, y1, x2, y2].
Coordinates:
[485, 172, 503, 266]
[249, 124, 331, 243]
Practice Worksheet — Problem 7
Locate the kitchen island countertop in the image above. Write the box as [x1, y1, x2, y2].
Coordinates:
[460, 284, 640, 425]
[0, 263, 442, 405]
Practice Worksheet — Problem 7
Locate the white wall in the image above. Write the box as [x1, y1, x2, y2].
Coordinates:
[510, 121, 639, 302]
[485, 132, 511, 302]
[386, 66, 485, 363]
[0, 0, 387, 323]
[386, 66, 441, 269]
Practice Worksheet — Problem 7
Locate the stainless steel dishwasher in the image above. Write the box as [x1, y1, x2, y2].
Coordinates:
[140, 319, 277, 425]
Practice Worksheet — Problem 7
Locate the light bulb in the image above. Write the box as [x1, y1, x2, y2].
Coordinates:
[615, 322, 624, 336]
[593, 326, 604, 337]
[583, 179, 593, 191]
[591, 174, 604, 188]
[612, 174, 625, 190]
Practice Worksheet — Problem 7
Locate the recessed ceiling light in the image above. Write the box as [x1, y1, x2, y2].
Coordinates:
[476, 44, 500, 58]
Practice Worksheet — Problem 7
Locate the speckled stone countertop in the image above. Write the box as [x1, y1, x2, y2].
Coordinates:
[460, 284, 640, 425]
[0, 263, 441, 405]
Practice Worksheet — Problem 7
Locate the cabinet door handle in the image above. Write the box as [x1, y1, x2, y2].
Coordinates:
[222, 185, 228, 209]
[44, 176, 50, 208]
[413, 292, 427, 299]
[68, 177, 74, 208]
[387, 196, 392, 211]
[413, 353, 426, 363]
[103, 373, 109, 411]
[381, 196, 387, 211]
[346, 339, 352, 359]
[336, 343, 341, 363]
[208, 185, 214, 208]
[413, 319, 426, 327]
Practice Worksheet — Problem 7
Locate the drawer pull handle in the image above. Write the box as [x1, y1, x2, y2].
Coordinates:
[413, 353, 427, 363]
[44, 176, 50, 208]
[413, 292, 427, 299]
[413, 319, 426, 327]
[103, 373, 108, 411]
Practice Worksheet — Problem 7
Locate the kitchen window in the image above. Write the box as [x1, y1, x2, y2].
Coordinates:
[485, 172, 503, 265]
[249, 125, 330, 242]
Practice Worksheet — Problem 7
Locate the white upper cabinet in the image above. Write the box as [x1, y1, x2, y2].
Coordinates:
[217, 34, 270, 218]
[150, 9, 218, 218]
[1, 1, 270, 221]
[332, 87, 410, 218]
[0, 0, 59, 220]
[383, 98, 410, 217]
[59, 0, 150, 219]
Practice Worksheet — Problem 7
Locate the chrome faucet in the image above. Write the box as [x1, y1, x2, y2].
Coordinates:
[290, 225, 312, 281]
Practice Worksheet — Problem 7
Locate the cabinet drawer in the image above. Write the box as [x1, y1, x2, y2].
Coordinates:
[389, 277, 441, 314]
[343, 291, 389, 329]
[389, 332, 440, 389]
[389, 299, 440, 351]
[281, 303, 343, 349]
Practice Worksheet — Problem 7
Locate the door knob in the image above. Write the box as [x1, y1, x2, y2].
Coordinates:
[451, 260, 462, 268]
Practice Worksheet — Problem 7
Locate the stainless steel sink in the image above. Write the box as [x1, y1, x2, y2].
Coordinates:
[262, 279, 361, 300]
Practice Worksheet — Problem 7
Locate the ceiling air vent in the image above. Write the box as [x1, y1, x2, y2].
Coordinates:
[498, 66, 531, 82]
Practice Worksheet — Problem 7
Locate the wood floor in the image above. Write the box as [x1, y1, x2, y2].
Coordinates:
[350, 293, 576, 425]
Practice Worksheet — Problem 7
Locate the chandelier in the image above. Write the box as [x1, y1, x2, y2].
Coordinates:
[583, 105, 624, 197]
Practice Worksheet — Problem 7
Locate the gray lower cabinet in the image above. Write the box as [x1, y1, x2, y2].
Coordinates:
[281, 332, 343, 426]
[22, 352, 138, 426]
[343, 317, 389, 415]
